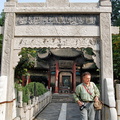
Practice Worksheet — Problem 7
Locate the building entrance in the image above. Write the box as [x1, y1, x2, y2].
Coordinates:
[59, 72, 72, 93]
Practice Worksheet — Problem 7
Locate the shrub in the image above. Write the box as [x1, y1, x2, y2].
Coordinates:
[35, 82, 47, 96]
[22, 86, 30, 103]
[15, 82, 47, 103]
[25, 82, 35, 98]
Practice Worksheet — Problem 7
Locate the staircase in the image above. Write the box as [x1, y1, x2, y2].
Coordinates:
[52, 93, 75, 103]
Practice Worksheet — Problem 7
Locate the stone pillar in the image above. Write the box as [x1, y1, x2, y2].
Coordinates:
[72, 62, 76, 92]
[100, 5, 117, 120]
[116, 84, 120, 119]
[0, 12, 16, 120]
[55, 61, 59, 93]
[100, 12, 113, 101]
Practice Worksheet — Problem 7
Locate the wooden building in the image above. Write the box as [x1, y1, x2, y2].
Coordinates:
[33, 48, 98, 93]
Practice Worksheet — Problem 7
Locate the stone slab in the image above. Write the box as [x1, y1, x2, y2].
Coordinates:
[116, 84, 120, 100]
[116, 100, 120, 115]
[4, 2, 16, 7]
[4, 6, 112, 13]
[0, 76, 8, 102]
[110, 109, 117, 120]
[4, 1, 111, 13]
[13, 99, 17, 119]
[66, 103, 81, 120]
[15, 26, 99, 37]
[47, 0, 69, 7]
[112, 26, 120, 35]
[0, 104, 6, 120]
[58, 103, 67, 120]
[16, 3, 45, 7]
[118, 116, 120, 120]
[35, 102, 101, 120]
[70, 3, 98, 8]
[100, 1, 112, 6]
[34, 103, 62, 120]
[104, 107, 117, 120]
[104, 78, 116, 107]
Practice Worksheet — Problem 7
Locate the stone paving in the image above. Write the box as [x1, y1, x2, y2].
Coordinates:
[34, 103, 80, 120]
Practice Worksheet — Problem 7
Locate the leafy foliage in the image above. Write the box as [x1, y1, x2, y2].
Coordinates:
[112, 34, 120, 79]
[0, 35, 3, 63]
[35, 82, 47, 96]
[22, 86, 30, 103]
[0, 11, 4, 63]
[15, 82, 47, 103]
[111, 0, 120, 26]
[15, 48, 38, 78]
[0, 11, 5, 26]
[15, 48, 47, 80]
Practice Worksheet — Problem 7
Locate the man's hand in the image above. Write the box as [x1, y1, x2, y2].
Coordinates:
[77, 100, 84, 106]
[94, 96, 99, 102]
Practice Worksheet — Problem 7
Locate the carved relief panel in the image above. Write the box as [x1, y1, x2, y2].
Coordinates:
[16, 14, 99, 26]
[14, 37, 100, 50]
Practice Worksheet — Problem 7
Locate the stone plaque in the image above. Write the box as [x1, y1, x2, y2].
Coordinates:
[16, 14, 99, 26]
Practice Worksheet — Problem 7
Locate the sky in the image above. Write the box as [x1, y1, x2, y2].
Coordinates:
[0, 0, 98, 13]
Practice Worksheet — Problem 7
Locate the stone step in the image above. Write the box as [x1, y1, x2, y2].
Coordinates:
[52, 93, 75, 103]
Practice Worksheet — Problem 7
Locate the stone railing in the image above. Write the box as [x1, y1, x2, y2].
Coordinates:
[14, 90, 52, 120]
[116, 84, 120, 120]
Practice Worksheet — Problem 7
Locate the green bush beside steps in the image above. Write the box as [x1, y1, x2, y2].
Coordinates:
[15, 82, 47, 103]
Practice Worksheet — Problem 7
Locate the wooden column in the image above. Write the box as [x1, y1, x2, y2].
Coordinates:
[22, 76, 26, 86]
[26, 75, 31, 85]
[55, 61, 59, 93]
[72, 62, 76, 92]
[48, 69, 51, 89]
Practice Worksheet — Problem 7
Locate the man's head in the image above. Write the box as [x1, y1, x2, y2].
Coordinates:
[82, 72, 91, 85]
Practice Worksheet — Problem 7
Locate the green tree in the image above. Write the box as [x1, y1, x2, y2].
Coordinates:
[0, 10, 5, 26]
[0, 10, 5, 65]
[0, 35, 3, 63]
[15, 48, 47, 80]
[111, 0, 120, 26]
[112, 34, 120, 80]
[15, 48, 38, 79]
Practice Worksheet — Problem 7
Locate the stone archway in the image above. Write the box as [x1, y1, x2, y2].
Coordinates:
[0, 0, 117, 120]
